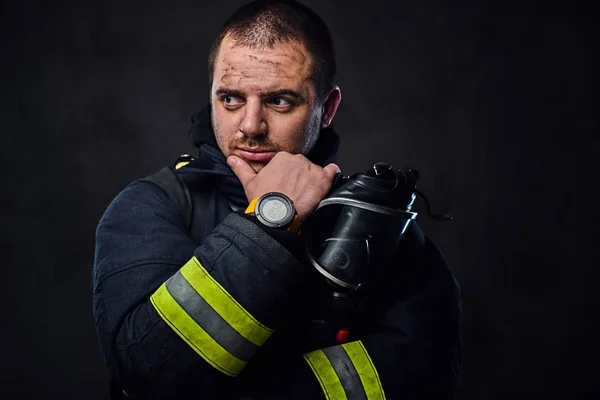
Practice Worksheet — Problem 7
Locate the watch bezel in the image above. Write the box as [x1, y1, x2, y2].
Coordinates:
[255, 192, 296, 228]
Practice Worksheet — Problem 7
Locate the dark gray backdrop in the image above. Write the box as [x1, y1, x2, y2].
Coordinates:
[0, 0, 591, 398]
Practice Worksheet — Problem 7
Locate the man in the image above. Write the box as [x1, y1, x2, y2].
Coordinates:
[93, 1, 462, 399]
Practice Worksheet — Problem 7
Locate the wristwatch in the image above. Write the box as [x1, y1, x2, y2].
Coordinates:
[245, 192, 301, 233]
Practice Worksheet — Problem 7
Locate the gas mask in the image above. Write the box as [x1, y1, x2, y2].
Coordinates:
[303, 162, 450, 292]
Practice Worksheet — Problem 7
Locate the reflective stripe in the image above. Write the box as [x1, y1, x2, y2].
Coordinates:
[166, 271, 259, 361]
[304, 349, 347, 400]
[150, 283, 246, 376]
[323, 346, 367, 400]
[181, 257, 272, 346]
[175, 160, 191, 169]
[149, 257, 273, 376]
[304, 341, 386, 400]
[341, 341, 385, 399]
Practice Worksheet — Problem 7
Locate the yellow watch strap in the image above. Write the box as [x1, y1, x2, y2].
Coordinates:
[287, 214, 301, 233]
[245, 197, 259, 214]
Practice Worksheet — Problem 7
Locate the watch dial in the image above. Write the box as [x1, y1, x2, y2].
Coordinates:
[260, 198, 288, 223]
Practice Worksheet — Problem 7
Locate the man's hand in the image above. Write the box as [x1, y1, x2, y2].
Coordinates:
[227, 152, 340, 222]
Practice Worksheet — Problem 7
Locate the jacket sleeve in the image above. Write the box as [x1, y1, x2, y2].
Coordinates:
[92, 180, 312, 399]
[249, 232, 462, 399]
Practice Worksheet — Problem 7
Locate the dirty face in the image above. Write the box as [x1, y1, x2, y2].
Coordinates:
[210, 35, 324, 172]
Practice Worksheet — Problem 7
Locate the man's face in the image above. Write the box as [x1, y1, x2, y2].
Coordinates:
[210, 35, 323, 172]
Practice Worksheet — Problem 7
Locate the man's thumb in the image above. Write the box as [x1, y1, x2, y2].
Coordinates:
[323, 163, 341, 179]
[227, 156, 256, 186]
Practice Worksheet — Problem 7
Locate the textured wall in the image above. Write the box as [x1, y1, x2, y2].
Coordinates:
[0, 0, 590, 398]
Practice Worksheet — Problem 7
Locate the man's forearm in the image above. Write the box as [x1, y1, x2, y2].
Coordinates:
[95, 199, 313, 397]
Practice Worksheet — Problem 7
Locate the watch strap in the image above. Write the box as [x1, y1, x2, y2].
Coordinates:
[246, 197, 259, 215]
[245, 196, 301, 233]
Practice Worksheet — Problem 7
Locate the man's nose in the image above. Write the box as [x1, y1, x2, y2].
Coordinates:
[239, 101, 267, 137]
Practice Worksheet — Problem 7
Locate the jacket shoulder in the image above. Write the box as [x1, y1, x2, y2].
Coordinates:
[93, 177, 193, 284]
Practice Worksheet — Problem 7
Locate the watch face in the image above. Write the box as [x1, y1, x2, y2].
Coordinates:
[256, 193, 294, 227]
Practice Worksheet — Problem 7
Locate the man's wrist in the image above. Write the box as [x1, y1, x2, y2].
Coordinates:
[245, 193, 301, 233]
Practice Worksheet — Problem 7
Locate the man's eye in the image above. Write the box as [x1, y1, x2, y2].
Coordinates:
[271, 97, 292, 107]
[222, 95, 243, 106]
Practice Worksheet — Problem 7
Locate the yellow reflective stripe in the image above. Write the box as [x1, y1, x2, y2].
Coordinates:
[342, 341, 386, 400]
[150, 283, 246, 376]
[175, 160, 190, 169]
[180, 257, 273, 346]
[303, 349, 348, 400]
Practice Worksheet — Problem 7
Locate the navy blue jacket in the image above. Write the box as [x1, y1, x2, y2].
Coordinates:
[92, 108, 461, 399]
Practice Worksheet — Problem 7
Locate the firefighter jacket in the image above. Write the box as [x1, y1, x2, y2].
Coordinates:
[92, 106, 462, 399]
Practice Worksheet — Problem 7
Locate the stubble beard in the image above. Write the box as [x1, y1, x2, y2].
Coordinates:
[211, 107, 323, 172]
[302, 107, 323, 155]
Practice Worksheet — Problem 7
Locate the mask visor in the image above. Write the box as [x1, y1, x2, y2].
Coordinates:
[304, 202, 415, 289]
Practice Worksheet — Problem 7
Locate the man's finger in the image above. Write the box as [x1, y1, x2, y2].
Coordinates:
[227, 156, 257, 186]
[323, 163, 341, 180]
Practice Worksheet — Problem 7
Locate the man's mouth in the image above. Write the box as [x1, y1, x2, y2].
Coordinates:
[235, 147, 277, 162]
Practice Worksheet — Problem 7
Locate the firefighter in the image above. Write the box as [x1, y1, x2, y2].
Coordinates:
[93, 1, 462, 398]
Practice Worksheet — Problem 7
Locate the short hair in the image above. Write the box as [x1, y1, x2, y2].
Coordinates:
[208, 0, 336, 102]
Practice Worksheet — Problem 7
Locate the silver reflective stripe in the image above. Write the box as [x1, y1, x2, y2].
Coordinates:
[165, 271, 259, 362]
[322, 346, 368, 400]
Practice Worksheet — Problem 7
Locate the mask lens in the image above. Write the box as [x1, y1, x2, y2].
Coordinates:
[304, 204, 412, 287]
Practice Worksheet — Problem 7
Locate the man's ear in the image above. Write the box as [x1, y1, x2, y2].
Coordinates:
[320, 86, 342, 128]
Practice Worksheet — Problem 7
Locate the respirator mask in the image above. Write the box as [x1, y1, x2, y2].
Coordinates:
[303, 162, 450, 292]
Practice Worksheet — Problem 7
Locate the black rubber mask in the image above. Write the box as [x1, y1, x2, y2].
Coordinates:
[303, 163, 420, 290]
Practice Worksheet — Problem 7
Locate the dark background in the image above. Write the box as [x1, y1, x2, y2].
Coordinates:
[0, 0, 591, 398]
